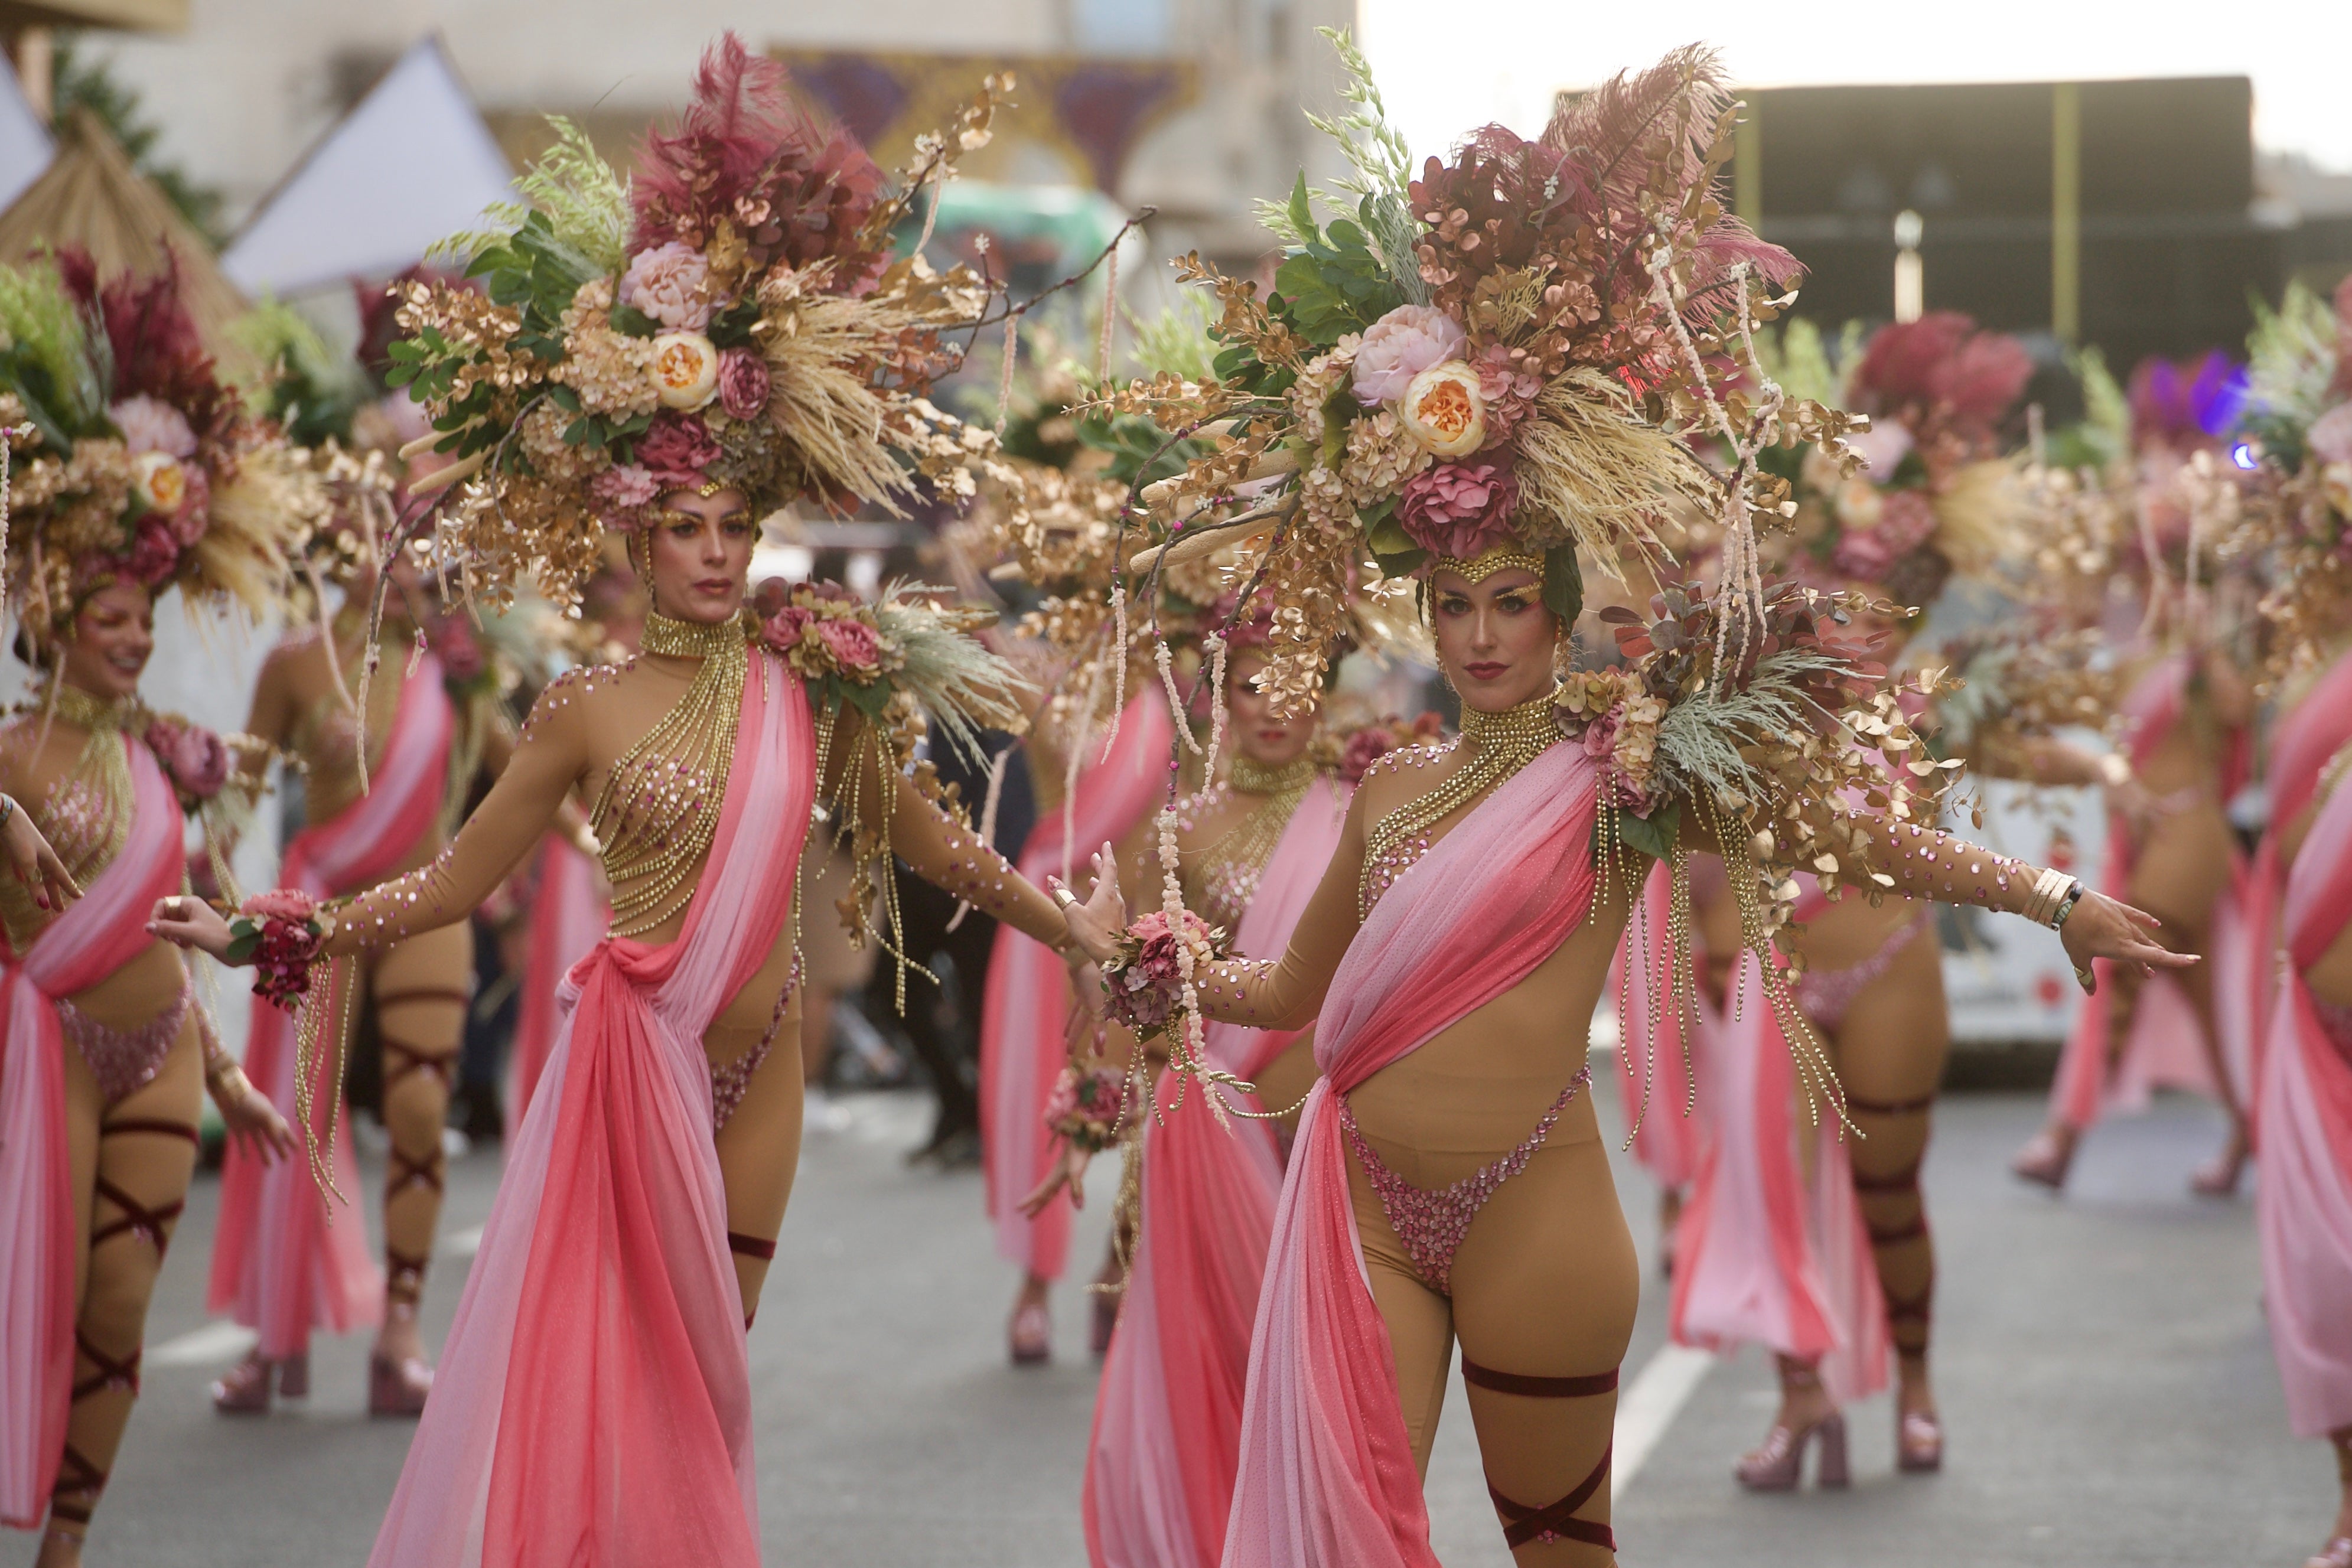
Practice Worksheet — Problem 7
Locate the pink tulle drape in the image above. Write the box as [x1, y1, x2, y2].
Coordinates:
[506, 835, 609, 1143]
[2256, 761, 2352, 1439]
[1221, 747, 1597, 1568]
[368, 652, 812, 1568]
[210, 659, 455, 1355]
[0, 741, 183, 1527]
[1668, 951, 1888, 1404]
[980, 692, 1172, 1281]
[1084, 774, 1348, 1568]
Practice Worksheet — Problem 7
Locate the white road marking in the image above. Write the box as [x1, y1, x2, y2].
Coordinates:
[442, 1224, 484, 1258]
[1612, 1343, 1716, 1500]
[147, 1320, 257, 1368]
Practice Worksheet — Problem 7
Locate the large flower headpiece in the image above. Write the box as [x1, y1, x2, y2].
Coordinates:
[1106, 37, 1864, 712]
[1763, 312, 2032, 610]
[0, 250, 307, 656]
[387, 32, 1018, 610]
[2234, 275, 2352, 673]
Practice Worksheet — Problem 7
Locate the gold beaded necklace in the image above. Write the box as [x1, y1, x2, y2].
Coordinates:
[1185, 754, 1318, 933]
[1359, 690, 1562, 918]
[589, 608, 751, 937]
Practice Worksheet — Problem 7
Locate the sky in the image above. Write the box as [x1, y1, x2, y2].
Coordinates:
[1360, 0, 2352, 174]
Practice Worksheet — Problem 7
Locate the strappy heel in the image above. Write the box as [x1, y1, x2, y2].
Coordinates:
[369, 1248, 436, 1417]
[1461, 1354, 1620, 1554]
[1009, 1300, 1051, 1366]
[1737, 1361, 1848, 1491]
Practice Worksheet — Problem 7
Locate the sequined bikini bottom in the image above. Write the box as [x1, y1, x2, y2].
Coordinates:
[1794, 908, 1934, 1033]
[57, 976, 191, 1104]
[1334, 1064, 1594, 1297]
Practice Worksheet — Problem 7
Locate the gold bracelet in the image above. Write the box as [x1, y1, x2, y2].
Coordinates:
[2025, 869, 2080, 928]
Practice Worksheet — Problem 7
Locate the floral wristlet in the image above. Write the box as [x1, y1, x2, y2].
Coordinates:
[1043, 1065, 1131, 1153]
[224, 891, 329, 1011]
[1100, 908, 1221, 1041]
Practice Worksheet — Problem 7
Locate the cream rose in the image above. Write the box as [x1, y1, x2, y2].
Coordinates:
[1832, 477, 1885, 533]
[2323, 460, 2352, 521]
[1398, 361, 1487, 458]
[651, 331, 721, 411]
[130, 450, 188, 516]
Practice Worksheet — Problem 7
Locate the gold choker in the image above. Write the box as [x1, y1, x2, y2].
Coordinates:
[1459, 689, 1563, 754]
[1229, 752, 1318, 797]
[1360, 690, 1561, 918]
[49, 683, 140, 732]
[641, 609, 752, 659]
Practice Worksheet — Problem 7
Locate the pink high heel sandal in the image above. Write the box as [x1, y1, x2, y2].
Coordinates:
[1736, 1362, 1849, 1492]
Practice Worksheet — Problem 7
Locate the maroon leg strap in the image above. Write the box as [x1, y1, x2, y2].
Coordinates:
[90, 1176, 184, 1258]
[381, 1038, 459, 1093]
[99, 1117, 200, 1146]
[1488, 1446, 1616, 1553]
[385, 1245, 431, 1305]
[1867, 1214, 1930, 1246]
[386, 1140, 447, 1201]
[1845, 1090, 1936, 1116]
[70, 1329, 141, 1402]
[48, 1442, 106, 1523]
[727, 1231, 777, 1261]
[1461, 1354, 1620, 1399]
[1851, 1157, 1924, 1193]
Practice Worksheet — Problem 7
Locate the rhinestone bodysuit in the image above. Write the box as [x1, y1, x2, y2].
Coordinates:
[1357, 692, 1562, 920]
[1335, 1064, 1594, 1296]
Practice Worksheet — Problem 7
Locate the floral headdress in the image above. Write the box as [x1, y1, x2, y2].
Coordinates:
[1106, 36, 1863, 715]
[387, 33, 1018, 612]
[1760, 312, 2031, 611]
[2234, 276, 2352, 676]
[0, 250, 308, 658]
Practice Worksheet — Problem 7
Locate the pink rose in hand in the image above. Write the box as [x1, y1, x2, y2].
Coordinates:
[243, 889, 319, 924]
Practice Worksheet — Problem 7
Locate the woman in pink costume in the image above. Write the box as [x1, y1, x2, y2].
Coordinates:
[154, 40, 1087, 1563]
[0, 253, 297, 1567]
[985, 684, 1172, 1363]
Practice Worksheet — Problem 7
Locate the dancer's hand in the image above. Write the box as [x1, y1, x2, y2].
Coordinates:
[1047, 841, 1127, 967]
[1019, 1139, 1094, 1217]
[1, 796, 80, 912]
[211, 1071, 297, 1163]
[148, 894, 237, 960]
[1066, 953, 1106, 1019]
[2060, 891, 2197, 987]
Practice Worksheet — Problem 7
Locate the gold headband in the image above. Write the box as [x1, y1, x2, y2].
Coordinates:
[1429, 549, 1545, 585]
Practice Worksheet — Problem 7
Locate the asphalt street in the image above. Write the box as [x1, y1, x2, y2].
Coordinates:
[2, 1072, 2321, 1567]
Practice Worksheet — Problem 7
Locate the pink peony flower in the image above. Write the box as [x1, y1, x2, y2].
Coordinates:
[760, 604, 816, 652]
[125, 517, 179, 585]
[816, 616, 882, 673]
[634, 414, 724, 490]
[590, 462, 661, 530]
[146, 717, 229, 800]
[717, 347, 771, 422]
[110, 394, 196, 458]
[243, 888, 319, 924]
[1352, 304, 1467, 406]
[1397, 461, 1521, 560]
[620, 242, 719, 331]
[1340, 726, 1396, 785]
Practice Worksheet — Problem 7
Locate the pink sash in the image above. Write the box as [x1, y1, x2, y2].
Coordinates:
[505, 835, 608, 1143]
[2230, 650, 2352, 1135]
[1084, 774, 1347, 1568]
[1610, 860, 1709, 1191]
[1221, 746, 1597, 1568]
[0, 740, 183, 1527]
[369, 653, 813, 1568]
[2047, 656, 2244, 1130]
[2255, 771, 2352, 1439]
[210, 655, 454, 1355]
[980, 692, 1173, 1280]
[1667, 952, 1889, 1404]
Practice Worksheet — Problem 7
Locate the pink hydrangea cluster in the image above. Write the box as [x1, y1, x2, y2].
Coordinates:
[1396, 461, 1520, 560]
[589, 463, 662, 531]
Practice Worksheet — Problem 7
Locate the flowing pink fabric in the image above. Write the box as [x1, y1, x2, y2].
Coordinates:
[1667, 951, 1889, 1403]
[210, 657, 454, 1355]
[2256, 770, 2352, 1438]
[1084, 774, 1348, 1568]
[1221, 746, 1598, 1568]
[369, 653, 812, 1568]
[0, 741, 183, 1528]
[2228, 650, 2352, 1135]
[2047, 656, 2245, 1130]
[980, 692, 1173, 1280]
[505, 835, 608, 1143]
[1610, 860, 1709, 1191]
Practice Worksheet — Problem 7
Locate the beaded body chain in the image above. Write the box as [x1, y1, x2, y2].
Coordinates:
[1180, 754, 1318, 934]
[589, 610, 748, 937]
[1359, 692, 1563, 918]
[0, 686, 136, 950]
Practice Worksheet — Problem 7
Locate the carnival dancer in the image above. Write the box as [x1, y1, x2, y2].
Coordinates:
[1051, 45, 2195, 1564]
[1670, 312, 2036, 1484]
[152, 38, 1089, 1564]
[2007, 350, 2260, 1196]
[0, 253, 301, 1567]
[1031, 623, 1354, 1568]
